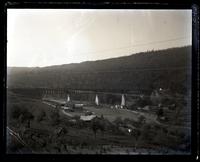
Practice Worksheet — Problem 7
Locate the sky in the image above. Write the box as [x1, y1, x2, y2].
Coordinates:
[7, 9, 192, 67]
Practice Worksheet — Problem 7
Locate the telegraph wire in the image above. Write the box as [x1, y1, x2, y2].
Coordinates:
[73, 36, 191, 55]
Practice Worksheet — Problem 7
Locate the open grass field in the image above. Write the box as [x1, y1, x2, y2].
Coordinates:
[83, 106, 159, 124]
[41, 97, 158, 124]
[84, 106, 140, 122]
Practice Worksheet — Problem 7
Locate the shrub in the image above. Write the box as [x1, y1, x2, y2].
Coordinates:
[113, 117, 123, 126]
[162, 97, 175, 106]
[10, 103, 24, 119]
[73, 115, 80, 120]
[123, 118, 132, 124]
[36, 110, 46, 122]
[136, 96, 152, 107]
[138, 115, 146, 125]
[90, 117, 110, 137]
[128, 103, 137, 110]
[91, 118, 101, 138]
[152, 129, 169, 146]
[55, 127, 68, 136]
[138, 124, 157, 144]
[156, 108, 164, 117]
[49, 109, 60, 126]
[10, 103, 34, 127]
[132, 128, 141, 140]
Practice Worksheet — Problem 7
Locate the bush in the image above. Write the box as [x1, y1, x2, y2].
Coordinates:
[156, 108, 164, 117]
[10, 103, 34, 127]
[91, 119, 99, 138]
[49, 109, 60, 126]
[90, 116, 111, 137]
[128, 103, 137, 110]
[132, 128, 141, 140]
[162, 97, 175, 106]
[73, 115, 80, 120]
[10, 103, 24, 119]
[136, 96, 152, 107]
[123, 118, 132, 124]
[36, 110, 46, 122]
[113, 117, 123, 126]
[54, 127, 68, 137]
[138, 115, 146, 125]
[152, 129, 169, 146]
[138, 124, 157, 144]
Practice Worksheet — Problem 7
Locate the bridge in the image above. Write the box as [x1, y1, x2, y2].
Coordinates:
[8, 87, 152, 107]
[41, 88, 149, 107]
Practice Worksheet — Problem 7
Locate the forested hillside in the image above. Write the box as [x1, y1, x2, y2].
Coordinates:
[7, 46, 191, 94]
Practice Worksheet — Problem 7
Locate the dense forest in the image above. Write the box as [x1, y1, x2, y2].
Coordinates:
[7, 46, 191, 94]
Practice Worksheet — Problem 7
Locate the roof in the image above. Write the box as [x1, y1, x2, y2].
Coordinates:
[80, 115, 96, 121]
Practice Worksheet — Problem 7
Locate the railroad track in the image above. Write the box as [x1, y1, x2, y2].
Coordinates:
[7, 126, 27, 146]
[7, 126, 34, 153]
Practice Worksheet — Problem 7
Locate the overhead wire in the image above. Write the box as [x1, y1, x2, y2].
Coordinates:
[71, 36, 191, 55]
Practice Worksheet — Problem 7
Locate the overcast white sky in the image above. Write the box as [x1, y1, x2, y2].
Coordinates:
[7, 9, 192, 67]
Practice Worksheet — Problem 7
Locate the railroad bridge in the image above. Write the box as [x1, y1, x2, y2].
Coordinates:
[41, 88, 149, 106]
[8, 87, 150, 106]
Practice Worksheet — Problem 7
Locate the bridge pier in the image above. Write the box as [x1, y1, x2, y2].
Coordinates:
[121, 94, 126, 108]
[95, 94, 99, 106]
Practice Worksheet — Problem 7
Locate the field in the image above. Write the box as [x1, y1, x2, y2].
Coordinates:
[6, 90, 191, 154]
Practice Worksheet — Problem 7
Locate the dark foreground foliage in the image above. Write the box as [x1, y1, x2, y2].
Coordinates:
[7, 93, 191, 154]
